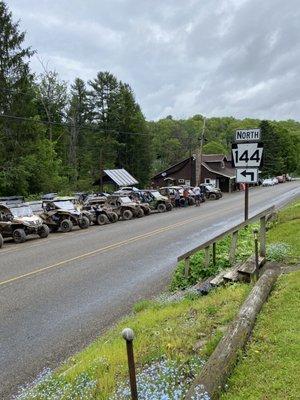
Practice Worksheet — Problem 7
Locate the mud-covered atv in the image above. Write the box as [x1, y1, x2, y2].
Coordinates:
[160, 186, 195, 206]
[140, 190, 173, 212]
[32, 197, 90, 233]
[105, 195, 145, 220]
[0, 202, 49, 244]
[115, 190, 152, 216]
[200, 184, 222, 200]
[82, 196, 119, 225]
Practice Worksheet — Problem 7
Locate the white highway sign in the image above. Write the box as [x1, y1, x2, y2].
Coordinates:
[235, 128, 261, 142]
[232, 142, 263, 168]
[236, 168, 258, 183]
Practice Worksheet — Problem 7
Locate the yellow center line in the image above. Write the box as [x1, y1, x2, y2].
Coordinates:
[0, 211, 219, 287]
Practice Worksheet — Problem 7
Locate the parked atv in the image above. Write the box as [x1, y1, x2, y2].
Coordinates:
[105, 195, 145, 220]
[115, 190, 152, 216]
[0, 202, 49, 243]
[200, 184, 222, 200]
[141, 190, 173, 212]
[159, 186, 195, 206]
[34, 197, 90, 233]
[82, 195, 119, 225]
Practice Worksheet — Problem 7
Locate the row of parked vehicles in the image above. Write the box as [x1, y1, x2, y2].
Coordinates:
[0, 183, 222, 248]
[262, 175, 292, 186]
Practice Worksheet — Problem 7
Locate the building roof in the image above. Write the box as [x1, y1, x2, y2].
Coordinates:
[202, 162, 235, 178]
[202, 154, 226, 162]
[103, 169, 138, 187]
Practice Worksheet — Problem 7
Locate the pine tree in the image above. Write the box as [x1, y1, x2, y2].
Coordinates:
[0, 1, 37, 195]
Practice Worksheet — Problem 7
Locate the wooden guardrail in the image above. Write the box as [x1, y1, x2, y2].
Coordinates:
[178, 206, 275, 277]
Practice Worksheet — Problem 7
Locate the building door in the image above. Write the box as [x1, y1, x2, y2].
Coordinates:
[218, 177, 228, 192]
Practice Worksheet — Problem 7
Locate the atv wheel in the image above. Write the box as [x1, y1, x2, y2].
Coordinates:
[122, 209, 133, 220]
[78, 216, 90, 229]
[144, 207, 151, 215]
[209, 193, 217, 200]
[179, 198, 186, 207]
[188, 197, 195, 206]
[166, 203, 173, 211]
[108, 212, 118, 223]
[38, 224, 50, 238]
[137, 208, 144, 218]
[97, 213, 109, 225]
[13, 228, 26, 244]
[0, 233, 3, 248]
[60, 219, 73, 233]
[157, 203, 167, 213]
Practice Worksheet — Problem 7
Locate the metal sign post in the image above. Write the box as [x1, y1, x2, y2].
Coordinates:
[232, 129, 263, 221]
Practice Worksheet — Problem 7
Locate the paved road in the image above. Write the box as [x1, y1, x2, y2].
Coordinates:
[1, 182, 299, 398]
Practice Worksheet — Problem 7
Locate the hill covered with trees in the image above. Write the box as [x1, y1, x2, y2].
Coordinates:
[0, 1, 299, 196]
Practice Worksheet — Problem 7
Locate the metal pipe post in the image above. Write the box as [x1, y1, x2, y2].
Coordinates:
[122, 328, 138, 400]
[245, 183, 249, 221]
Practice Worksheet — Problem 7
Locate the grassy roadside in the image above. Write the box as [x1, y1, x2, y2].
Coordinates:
[17, 284, 251, 399]
[221, 270, 300, 400]
[17, 200, 300, 399]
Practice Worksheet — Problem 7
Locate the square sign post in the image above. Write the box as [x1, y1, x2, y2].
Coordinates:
[232, 129, 263, 221]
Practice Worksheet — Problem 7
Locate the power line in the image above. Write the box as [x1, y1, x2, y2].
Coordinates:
[0, 113, 150, 136]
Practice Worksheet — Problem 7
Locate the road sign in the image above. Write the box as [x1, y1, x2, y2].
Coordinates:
[236, 168, 258, 183]
[235, 128, 261, 142]
[232, 142, 263, 168]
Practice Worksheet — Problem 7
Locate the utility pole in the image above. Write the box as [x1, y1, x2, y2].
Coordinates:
[196, 117, 206, 186]
[99, 147, 104, 193]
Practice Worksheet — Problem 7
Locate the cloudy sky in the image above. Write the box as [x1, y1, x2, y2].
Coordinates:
[9, 0, 300, 121]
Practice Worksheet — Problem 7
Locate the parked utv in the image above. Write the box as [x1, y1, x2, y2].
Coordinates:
[140, 190, 173, 212]
[160, 186, 195, 206]
[33, 196, 90, 232]
[82, 195, 119, 225]
[115, 190, 152, 216]
[105, 195, 145, 220]
[0, 202, 49, 243]
[200, 184, 222, 200]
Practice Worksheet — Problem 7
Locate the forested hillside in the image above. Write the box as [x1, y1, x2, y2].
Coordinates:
[0, 1, 299, 197]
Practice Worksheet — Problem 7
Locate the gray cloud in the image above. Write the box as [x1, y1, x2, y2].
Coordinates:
[9, 0, 300, 120]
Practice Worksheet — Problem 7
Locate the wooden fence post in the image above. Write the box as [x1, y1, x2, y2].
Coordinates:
[212, 242, 216, 266]
[184, 257, 190, 278]
[229, 231, 239, 265]
[204, 246, 210, 268]
[259, 216, 266, 257]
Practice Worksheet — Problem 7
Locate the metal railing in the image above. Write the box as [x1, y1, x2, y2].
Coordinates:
[178, 206, 275, 277]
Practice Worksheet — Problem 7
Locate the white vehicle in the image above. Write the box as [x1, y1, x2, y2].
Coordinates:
[272, 177, 279, 185]
[262, 179, 275, 186]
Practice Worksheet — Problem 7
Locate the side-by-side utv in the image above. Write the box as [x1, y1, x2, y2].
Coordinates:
[0, 202, 49, 243]
[30, 196, 90, 233]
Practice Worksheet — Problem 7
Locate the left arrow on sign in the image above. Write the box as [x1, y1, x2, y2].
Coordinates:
[241, 170, 254, 180]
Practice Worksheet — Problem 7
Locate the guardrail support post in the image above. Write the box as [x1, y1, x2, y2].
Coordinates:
[184, 257, 190, 278]
[229, 231, 239, 265]
[259, 216, 266, 257]
[212, 242, 216, 266]
[204, 246, 210, 268]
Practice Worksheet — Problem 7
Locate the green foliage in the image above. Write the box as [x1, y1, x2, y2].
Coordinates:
[203, 140, 227, 154]
[18, 282, 250, 399]
[170, 227, 256, 291]
[221, 270, 300, 400]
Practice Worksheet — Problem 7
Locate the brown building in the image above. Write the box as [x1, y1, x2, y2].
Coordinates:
[151, 154, 236, 192]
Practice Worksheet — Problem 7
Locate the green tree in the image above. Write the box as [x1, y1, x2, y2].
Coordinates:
[203, 140, 227, 154]
[260, 120, 284, 177]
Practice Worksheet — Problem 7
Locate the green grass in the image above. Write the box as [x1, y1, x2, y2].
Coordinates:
[19, 284, 251, 399]
[19, 199, 300, 399]
[267, 200, 300, 263]
[221, 270, 300, 400]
